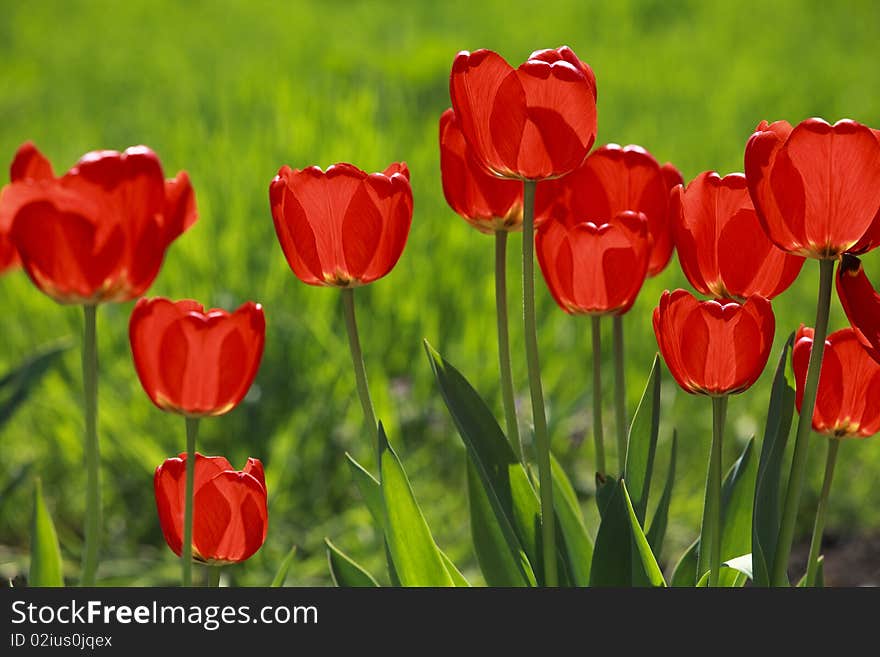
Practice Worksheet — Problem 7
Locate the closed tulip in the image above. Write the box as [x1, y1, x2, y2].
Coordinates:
[793, 326, 880, 437]
[672, 171, 804, 300]
[129, 298, 265, 417]
[536, 143, 682, 276]
[653, 289, 775, 396]
[537, 211, 650, 315]
[449, 46, 597, 180]
[744, 118, 880, 259]
[269, 162, 413, 287]
[0, 142, 196, 303]
[154, 453, 268, 563]
[836, 254, 880, 362]
[439, 108, 523, 233]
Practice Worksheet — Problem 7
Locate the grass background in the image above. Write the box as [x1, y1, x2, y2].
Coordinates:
[1, 0, 879, 585]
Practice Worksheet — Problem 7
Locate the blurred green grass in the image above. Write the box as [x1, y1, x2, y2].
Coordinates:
[1, 0, 879, 585]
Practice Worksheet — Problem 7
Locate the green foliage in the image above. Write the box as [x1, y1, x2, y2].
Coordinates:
[326, 539, 379, 588]
[29, 479, 64, 587]
[2, 0, 879, 585]
[270, 545, 297, 587]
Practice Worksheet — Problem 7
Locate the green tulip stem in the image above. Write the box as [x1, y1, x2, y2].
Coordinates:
[521, 179, 557, 587]
[495, 230, 523, 460]
[208, 565, 222, 588]
[182, 416, 200, 587]
[613, 315, 627, 472]
[805, 438, 840, 587]
[699, 394, 727, 587]
[79, 304, 100, 587]
[342, 287, 379, 466]
[772, 258, 835, 586]
[591, 315, 606, 475]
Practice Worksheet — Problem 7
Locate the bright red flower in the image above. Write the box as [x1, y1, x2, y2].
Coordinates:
[536, 144, 681, 276]
[744, 118, 880, 259]
[0, 142, 196, 303]
[269, 162, 413, 287]
[449, 46, 597, 180]
[672, 171, 804, 300]
[154, 453, 268, 563]
[536, 211, 650, 315]
[129, 298, 265, 417]
[439, 108, 523, 233]
[653, 289, 775, 396]
[793, 326, 880, 438]
[836, 254, 880, 362]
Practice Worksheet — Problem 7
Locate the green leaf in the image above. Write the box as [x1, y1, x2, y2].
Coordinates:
[671, 437, 758, 587]
[425, 342, 542, 581]
[29, 479, 63, 587]
[326, 539, 379, 587]
[270, 545, 297, 587]
[670, 540, 698, 587]
[467, 460, 536, 586]
[590, 479, 666, 587]
[796, 556, 824, 588]
[378, 424, 454, 587]
[550, 454, 592, 586]
[623, 354, 661, 525]
[0, 340, 72, 430]
[753, 334, 796, 587]
[646, 431, 677, 560]
[349, 452, 465, 586]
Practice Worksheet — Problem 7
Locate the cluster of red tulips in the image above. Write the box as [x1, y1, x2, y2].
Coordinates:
[2, 44, 879, 587]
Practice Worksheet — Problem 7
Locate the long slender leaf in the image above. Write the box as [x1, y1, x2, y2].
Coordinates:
[326, 539, 379, 587]
[595, 472, 618, 518]
[425, 342, 542, 580]
[349, 452, 466, 586]
[467, 460, 535, 586]
[670, 540, 698, 587]
[624, 354, 661, 524]
[590, 479, 665, 587]
[796, 556, 824, 588]
[646, 431, 677, 559]
[378, 425, 453, 587]
[550, 455, 592, 586]
[753, 335, 796, 587]
[270, 545, 297, 587]
[29, 479, 63, 587]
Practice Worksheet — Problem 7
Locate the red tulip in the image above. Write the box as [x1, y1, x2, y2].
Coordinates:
[793, 326, 880, 438]
[653, 289, 775, 396]
[0, 142, 196, 304]
[154, 453, 268, 563]
[536, 144, 681, 276]
[449, 47, 597, 181]
[536, 211, 650, 315]
[439, 108, 523, 233]
[269, 162, 413, 287]
[672, 171, 805, 300]
[744, 118, 880, 259]
[836, 254, 880, 362]
[129, 298, 265, 417]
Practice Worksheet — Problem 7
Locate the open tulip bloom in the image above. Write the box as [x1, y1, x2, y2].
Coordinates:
[654, 289, 775, 586]
[130, 297, 265, 585]
[672, 171, 804, 301]
[0, 142, 196, 586]
[269, 161, 414, 472]
[155, 453, 268, 566]
[792, 326, 880, 585]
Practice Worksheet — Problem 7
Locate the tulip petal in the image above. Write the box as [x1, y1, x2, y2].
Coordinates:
[837, 254, 880, 362]
[10, 142, 54, 182]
